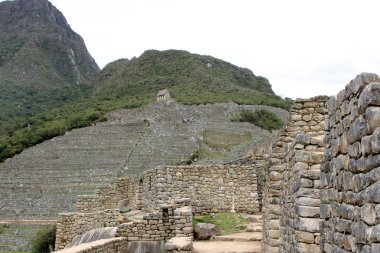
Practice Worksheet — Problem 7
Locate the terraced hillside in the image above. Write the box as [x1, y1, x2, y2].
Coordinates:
[0, 221, 54, 253]
[0, 101, 288, 221]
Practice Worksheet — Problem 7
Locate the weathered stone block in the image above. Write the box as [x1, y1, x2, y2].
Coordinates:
[295, 231, 314, 243]
[298, 242, 321, 253]
[364, 181, 380, 203]
[361, 203, 376, 225]
[358, 82, 380, 113]
[366, 107, 380, 135]
[295, 205, 320, 218]
[296, 218, 320, 233]
[367, 224, 380, 242]
[371, 128, 380, 154]
[348, 116, 367, 144]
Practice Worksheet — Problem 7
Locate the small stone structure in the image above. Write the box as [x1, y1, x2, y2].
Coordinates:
[116, 199, 193, 241]
[142, 165, 260, 214]
[75, 177, 142, 213]
[55, 209, 122, 250]
[157, 88, 171, 102]
[55, 163, 260, 249]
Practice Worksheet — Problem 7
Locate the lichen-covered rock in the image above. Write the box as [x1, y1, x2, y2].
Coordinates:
[194, 223, 218, 240]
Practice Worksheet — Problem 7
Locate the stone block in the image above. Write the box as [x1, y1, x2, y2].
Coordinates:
[367, 224, 380, 242]
[364, 181, 380, 204]
[295, 205, 320, 218]
[296, 217, 320, 233]
[320, 204, 331, 219]
[295, 231, 314, 243]
[361, 203, 376, 225]
[366, 107, 380, 135]
[348, 116, 367, 144]
[298, 242, 321, 253]
[358, 82, 380, 113]
[371, 128, 380, 154]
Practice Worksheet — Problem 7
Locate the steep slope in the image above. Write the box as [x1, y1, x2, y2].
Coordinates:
[0, 49, 292, 163]
[0, 0, 99, 123]
[0, 102, 288, 220]
[94, 50, 289, 108]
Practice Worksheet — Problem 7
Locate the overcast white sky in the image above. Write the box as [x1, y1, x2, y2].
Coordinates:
[28, 1, 380, 98]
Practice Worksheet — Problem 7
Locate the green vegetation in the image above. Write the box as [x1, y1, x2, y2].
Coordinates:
[29, 226, 56, 253]
[193, 212, 248, 235]
[232, 109, 284, 131]
[198, 130, 252, 160]
[95, 50, 292, 110]
[0, 50, 291, 163]
[0, 224, 10, 234]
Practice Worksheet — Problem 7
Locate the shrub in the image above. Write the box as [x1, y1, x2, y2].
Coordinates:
[30, 226, 56, 253]
[233, 109, 283, 131]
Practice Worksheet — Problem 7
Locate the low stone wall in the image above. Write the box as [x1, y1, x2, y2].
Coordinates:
[117, 201, 193, 242]
[55, 209, 122, 250]
[280, 133, 324, 252]
[142, 165, 259, 214]
[76, 177, 141, 213]
[53, 237, 129, 253]
[320, 73, 380, 252]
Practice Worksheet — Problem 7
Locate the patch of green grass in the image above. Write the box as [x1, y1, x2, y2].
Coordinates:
[198, 130, 252, 161]
[231, 108, 284, 132]
[193, 212, 248, 235]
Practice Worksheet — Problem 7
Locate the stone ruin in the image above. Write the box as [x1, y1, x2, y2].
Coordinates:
[52, 72, 380, 253]
[54, 163, 262, 250]
[261, 73, 380, 253]
[2, 72, 380, 253]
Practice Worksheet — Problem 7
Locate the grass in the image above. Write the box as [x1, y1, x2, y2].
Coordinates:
[193, 212, 249, 236]
[198, 130, 252, 161]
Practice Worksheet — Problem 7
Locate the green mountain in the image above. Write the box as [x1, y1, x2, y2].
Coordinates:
[0, 49, 292, 163]
[0, 0, 99, 123]
[0, 1, 292, 164]
[95, 49, 288, 107]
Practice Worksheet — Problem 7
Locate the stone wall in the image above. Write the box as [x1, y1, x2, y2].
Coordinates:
[320, 73, 380, 252]
[55, 209, 122, 250]
[54, 237, 129, 253]
[280, 133, 324, 252]
[142, 165, 260, 214]
[76, 177, 141, 213]
[116, 200, 193, 242]
[262, 96, 329, 253]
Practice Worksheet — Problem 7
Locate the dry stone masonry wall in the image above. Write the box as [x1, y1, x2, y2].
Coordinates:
[280, 133, 325, 253]
[142, 165, 260, 214]
[320, 73, 380, 253]
[116, 200, 193, 242]
[76, 177, 141, 213]
[262, 96, 329, 253]
[55, 209, 122, 250]
[54, 237, 129, 253]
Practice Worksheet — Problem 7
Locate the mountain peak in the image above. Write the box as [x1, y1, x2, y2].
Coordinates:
[0, 0, 72, 33]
